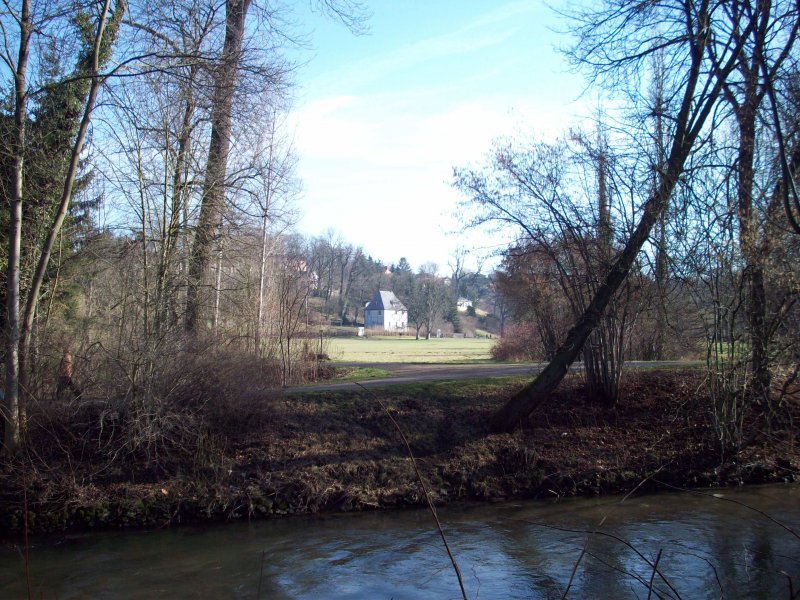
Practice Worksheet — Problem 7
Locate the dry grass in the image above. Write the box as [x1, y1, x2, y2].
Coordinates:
[328, 337, 496, 363]
[4, 369, 799, 534]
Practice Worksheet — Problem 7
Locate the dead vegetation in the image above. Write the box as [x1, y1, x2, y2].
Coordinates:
[0, 369, 798, 534]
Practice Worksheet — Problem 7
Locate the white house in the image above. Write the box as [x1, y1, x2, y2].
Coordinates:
[364, 290, 408, 332]
[456, 297, 473, 312]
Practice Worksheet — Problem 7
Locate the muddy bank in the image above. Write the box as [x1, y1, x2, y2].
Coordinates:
[1, 369, 798, 535]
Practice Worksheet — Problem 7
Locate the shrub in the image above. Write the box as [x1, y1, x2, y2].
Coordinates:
[164, 344, 282, 438]
[490, 322, 543, 361]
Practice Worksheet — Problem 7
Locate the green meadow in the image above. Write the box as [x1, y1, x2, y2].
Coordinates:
[328, 336, 496, 363]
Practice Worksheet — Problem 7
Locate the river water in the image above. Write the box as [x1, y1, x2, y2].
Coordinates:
[1, 485, 798, 599]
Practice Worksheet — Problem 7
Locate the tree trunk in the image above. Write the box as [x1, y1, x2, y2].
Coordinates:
[652, 210, 668, 359]
[186, 0, 252, 331]
[491, 165, 680, 431]
[18, 0, 117, 418]
[651, 71, 669, 360]
[733, 59, 772, 404]
[3, 0, 30, 455]
[156, 70, 196, 333]
[255, 211, 269, 353]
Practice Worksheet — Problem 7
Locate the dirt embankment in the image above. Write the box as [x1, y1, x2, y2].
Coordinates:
[1, 370, 798, 534]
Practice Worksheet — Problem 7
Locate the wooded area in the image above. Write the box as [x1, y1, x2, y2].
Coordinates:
[0, 0, 376, 455]
[0, 0, 798, 486]
[456, 0, 800, 440]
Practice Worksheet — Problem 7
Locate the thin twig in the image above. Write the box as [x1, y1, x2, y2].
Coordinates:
[561, 515, 607, 599]
[354, 382, 468, 600]
[671, 547, 724, 599]
[561, 543, 588, 599]
[523, 520, 683, 600]
[780, 570, 799, 600]
[620, 465, 666, 503]
[581, 548, 676, 599]
[562, 467, 664, 599]
[647, 548, 662, 600]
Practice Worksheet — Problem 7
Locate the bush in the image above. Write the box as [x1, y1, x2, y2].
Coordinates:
[490, 322, 543, 361]
[24, 339, 287, 481]
[164, 345, 282, 438]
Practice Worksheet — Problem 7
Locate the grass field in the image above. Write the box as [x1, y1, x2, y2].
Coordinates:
[328, 336, 496, 363]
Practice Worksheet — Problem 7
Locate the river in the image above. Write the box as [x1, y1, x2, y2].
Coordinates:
[1, 485, 798, 599]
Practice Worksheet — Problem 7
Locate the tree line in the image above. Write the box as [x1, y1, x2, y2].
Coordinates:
[2, 0, 799, 461]
[0, 0, 369, 455]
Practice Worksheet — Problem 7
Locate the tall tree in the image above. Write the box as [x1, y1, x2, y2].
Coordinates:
[185, 0, 368, 331]
[185, 0, 252, 331]
[485, 0, 776, 432]
[2, 0, 32, 454]
[2, 0, 126, 454]
[714, 0, 800, 407]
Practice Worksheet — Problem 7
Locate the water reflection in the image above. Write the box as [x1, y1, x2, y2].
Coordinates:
[0, 485, 798, 599]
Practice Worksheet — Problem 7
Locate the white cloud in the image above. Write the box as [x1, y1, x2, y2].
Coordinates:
[289, 87, 586, 269]
[287, 1, 590, 269]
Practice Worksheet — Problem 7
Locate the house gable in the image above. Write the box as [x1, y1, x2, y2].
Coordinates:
[364, 290, 408, 331]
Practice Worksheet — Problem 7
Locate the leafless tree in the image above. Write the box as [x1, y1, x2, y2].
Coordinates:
[456, 128, 639, 405]
[479, 0, 790, 432]
[185, 0, 368, 331]
[2, 0, 125, 454]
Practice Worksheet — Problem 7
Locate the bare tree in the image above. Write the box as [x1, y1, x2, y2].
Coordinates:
[2, 0, 33, 454]
[481, 0, 773, 432]
[2, 0, 126, 454]
[456, 128, 638, 405]
[185, 0, 254, 331]
[185, 0, 368, 331]
[712, 0, 800, 407]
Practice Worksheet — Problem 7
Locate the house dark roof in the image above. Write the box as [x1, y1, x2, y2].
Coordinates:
[365, 290, 407, 312]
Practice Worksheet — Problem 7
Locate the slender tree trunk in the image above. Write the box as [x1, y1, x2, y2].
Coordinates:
[255, 211, 270, 353]
[156, 72, 196, 333]
[137, 143, 150, 339]
[18, 0, 118, 420]
[3, 0, 31, 454]
[186, 0, 252, 331]
[255, 116, 276, 353]
[651, 70, 669, 360]
[652, 209, 668, 359]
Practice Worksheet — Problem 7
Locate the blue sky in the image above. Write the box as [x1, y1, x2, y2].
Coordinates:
[289, 1, 590, 273]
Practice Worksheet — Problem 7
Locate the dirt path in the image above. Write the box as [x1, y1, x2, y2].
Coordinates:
[286, 360, 693, 393]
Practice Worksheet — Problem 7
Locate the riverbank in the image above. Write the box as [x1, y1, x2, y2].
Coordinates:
[1, 369, 798, 535]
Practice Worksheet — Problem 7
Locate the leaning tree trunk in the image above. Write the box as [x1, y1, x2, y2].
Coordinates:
[185, 0, 252, 332]
[490, 13, 733, 431]
[491, 158, 685, 431]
